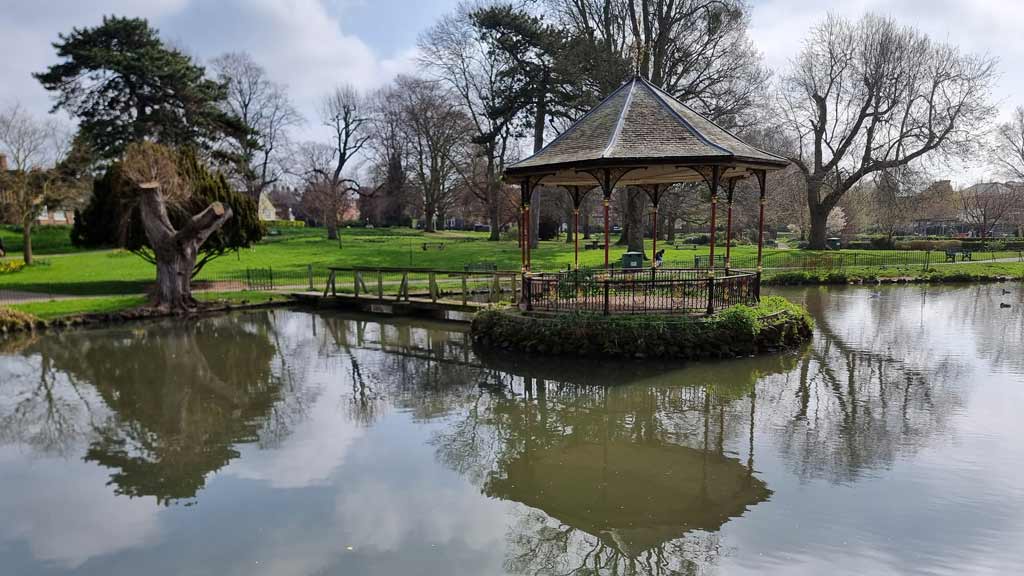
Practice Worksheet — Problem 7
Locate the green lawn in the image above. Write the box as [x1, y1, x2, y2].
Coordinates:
[0, 225, 81, 255]
[9, 291, 286, 320]
[1, 226, 1022, 301]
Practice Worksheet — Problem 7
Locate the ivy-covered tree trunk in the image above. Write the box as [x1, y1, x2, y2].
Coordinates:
[138, 183, 232, 311]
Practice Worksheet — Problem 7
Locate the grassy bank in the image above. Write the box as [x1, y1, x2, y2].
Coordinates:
[470, 296, 813, 361]
[4, 291, 288, 325]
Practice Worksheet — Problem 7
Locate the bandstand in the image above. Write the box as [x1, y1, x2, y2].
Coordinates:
[505, 76, 788, 315]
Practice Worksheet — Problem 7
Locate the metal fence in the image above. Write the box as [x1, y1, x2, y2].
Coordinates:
[667, 249, 1024, 272]
[524, 268, 759, 315]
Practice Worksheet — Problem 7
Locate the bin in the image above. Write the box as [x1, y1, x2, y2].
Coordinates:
[621, 251, 644, 269]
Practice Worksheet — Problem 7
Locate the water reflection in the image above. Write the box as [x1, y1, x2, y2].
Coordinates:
[0, 284, 1021, 575]
[2, 315, 285, 504]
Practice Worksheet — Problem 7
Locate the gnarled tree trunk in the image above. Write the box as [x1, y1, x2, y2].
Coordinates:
[138, 183, 233, 312]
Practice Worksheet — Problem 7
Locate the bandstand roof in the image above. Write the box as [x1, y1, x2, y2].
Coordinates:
[505, 75, 788, 187]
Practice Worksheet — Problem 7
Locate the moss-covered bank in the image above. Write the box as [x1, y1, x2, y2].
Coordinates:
[471, 296, 813, 361]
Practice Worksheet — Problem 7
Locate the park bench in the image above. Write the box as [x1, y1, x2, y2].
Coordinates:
[583, 239, 601, 250]
[422, 242, 446, 251]
[694, 254, 726, 268]
[674, 242, 697, 250]
[944, 248, 972, 262]
[464, 262, 497, 273]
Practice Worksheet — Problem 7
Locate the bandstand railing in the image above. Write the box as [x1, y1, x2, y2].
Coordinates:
[523, 268, 759, 315]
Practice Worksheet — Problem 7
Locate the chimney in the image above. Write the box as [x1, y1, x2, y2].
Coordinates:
[0, 153, 7, 172]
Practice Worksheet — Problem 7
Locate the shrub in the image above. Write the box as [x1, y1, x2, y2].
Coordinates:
[538, 215, 560, 241]
[0, 260, 25, 274]
[0, 307, 39, 333]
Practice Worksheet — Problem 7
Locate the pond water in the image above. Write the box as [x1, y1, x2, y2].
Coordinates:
[1, 284, 1023, 575]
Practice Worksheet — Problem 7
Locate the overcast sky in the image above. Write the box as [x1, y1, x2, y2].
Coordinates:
[1, 0, 1019, 184]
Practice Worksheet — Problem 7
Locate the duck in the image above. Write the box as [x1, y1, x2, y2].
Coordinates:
[1002, 288, 1012, 295]
[869, 291, 881, 299]
[1000, 302, 1012, 309]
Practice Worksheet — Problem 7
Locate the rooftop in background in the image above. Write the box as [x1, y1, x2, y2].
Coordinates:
[505, 75, 788, 187]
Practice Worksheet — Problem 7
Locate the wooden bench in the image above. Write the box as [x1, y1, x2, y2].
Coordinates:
[694, 255, 727, 268]
[464, 262, 497, 273]
[421, 242, 446, 251]
[944, 248, 972, 262]
[583, 239, 602, 250]
[674, 242, 697, 250]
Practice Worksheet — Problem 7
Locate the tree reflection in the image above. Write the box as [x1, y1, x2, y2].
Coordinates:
[769, 287, 970, 483]
[1, 313, 287, 504]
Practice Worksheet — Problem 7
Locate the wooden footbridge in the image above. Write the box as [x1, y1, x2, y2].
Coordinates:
[291, 266, 521, 320]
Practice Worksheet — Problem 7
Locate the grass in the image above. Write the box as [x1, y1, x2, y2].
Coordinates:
[0, 225, 81, 255]
[7, 291, 287, 320]
[1, 225, 1022, 314]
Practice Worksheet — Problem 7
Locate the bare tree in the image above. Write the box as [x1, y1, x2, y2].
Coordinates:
[394, 76, 469, 232]
[212, 52, 302, 200]
[957, 182, 1023, 239]
[778, 13, 997, 249]
[993, 106, 1024, 181]
[363, 85, 409, 227]
[547, 0, 770, 127]
[868, 167, 925, 243]
[419, 8, 519, 240]
[295, 141, 357, 234]
[0, 103, 78, 264]
[305, 85, 369, 239]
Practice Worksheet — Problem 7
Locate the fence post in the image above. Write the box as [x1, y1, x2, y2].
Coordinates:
[525, 275, 533, 312]
[269, 267, 274, 290]
[377, 271, 384, 301]
[308, 264, 314, 291]
[706, 277, 716, 315]
[462, 275, 468, 306]
[429, 272, 438, 302]
[924, 250, 930, 271]
[603, 279, 610, 315]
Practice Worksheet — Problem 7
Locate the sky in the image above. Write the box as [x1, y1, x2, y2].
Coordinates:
[0, 0, 1021, 184]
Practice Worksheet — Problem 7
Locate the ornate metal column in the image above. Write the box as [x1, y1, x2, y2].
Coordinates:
[707, 166, 721, 315]
[755, 169, 767, 300]
[725, 179, 736, 275]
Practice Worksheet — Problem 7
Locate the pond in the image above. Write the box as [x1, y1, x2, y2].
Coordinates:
[1, 284, 1022, 575]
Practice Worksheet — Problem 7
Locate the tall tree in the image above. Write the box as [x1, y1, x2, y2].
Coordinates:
[394, 76, 469, 232]
[420, 7, 519, 241]
[778, 14, 997, 249]
[363, 86, 410, 227]
[308, 85, 368, 240]
[34, 16, 244, 160]
[211, 52, 302, 200]
[0, 103, 82, 265]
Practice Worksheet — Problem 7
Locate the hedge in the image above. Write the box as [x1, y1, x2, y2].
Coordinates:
[265, 220, 306, 228]
[470, 296, 813, 361]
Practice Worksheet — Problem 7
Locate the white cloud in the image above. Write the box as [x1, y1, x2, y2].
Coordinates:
[0, 450, 162, 568]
